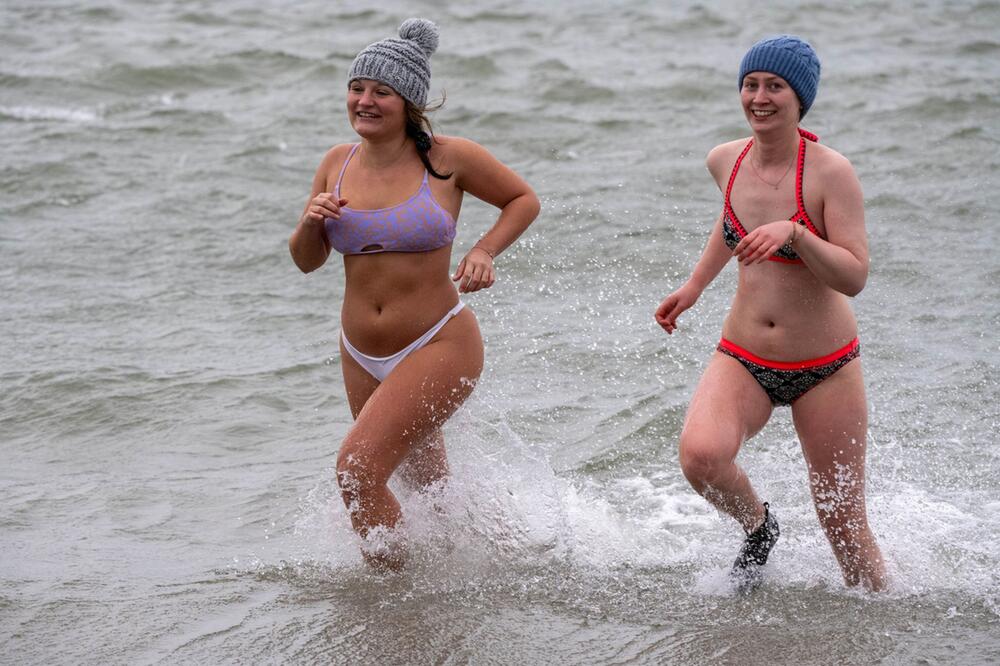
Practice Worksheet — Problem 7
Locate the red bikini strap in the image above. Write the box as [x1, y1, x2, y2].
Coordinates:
[798, 128, 819, 142]
[793, 133, 822, 235]
[725, 140, 754, 207]
[794, 137, 808, 216]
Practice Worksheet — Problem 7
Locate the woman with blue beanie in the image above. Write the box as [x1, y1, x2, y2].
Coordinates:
[289, 19, 539, 571]
[655, 35, 886, 591]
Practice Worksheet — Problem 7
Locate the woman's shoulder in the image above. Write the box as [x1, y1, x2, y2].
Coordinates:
[320, 142, 357, 163]
[312, 143, 357, 175]
[429, 134, 482, 156]
[428, 135, 498, 172]
[706, 138, 750, 179]
[807, 140, 857, 180]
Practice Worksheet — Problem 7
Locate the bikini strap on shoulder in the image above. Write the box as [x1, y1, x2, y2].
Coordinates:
[334, 143, 361, 196]
[725, 139, 754, 205]
[793, 137, 821, 235]
[798, 128, 819, 143]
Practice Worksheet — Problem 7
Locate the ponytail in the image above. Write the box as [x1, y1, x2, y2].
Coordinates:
[405, 99, 452, 180]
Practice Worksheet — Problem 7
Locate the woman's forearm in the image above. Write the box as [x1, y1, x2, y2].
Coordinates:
[289, 216, 331, 273]
[470, 191, 540, 256]
[793, 231, 868, 296]
[687, 216, 733, 293]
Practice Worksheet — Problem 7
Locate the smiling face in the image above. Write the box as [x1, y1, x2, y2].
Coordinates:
[346, 78, 407, 139]
[740, 72, 802, 128]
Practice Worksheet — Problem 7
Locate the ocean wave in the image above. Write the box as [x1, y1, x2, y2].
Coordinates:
[0, 105, 99, 123]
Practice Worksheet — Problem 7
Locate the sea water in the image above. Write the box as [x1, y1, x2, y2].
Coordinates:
[2, 1, 998, 663]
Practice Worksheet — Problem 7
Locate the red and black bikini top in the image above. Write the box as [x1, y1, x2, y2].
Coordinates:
[721, 128, 821, 264]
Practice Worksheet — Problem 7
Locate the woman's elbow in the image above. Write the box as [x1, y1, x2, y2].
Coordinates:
[840, 269, 868, 297]
[841, 281, 865, 297]
[289, 241, 319, 274]
[295, 261, 317, 274]
[522, 189, 541, 224]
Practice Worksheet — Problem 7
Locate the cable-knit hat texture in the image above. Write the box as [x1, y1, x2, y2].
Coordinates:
[348, 18, 439, 107]
[738, 35, 821, 117]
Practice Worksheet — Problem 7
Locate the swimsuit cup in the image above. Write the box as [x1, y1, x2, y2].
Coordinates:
[325, 143, 456, 255]
[325, 144, 463, 382]
[721, 128, 820, 264]
[717, 129, 860, 404]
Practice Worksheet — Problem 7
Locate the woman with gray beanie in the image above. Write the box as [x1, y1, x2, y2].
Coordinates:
[289, 18, 539, 571]
[655, 35, 886, 592]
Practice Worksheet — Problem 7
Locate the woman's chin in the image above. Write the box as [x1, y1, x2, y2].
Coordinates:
[351, 120, 399, 141]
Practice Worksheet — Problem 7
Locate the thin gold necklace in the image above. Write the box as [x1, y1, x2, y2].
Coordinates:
[749, 147, 795, 190]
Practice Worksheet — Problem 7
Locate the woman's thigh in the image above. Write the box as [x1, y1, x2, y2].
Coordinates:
[791, 358, 869, 516]
[339, 309, 483, 485]
[341, 338, 381, 420]
[682, 352, 774, 459]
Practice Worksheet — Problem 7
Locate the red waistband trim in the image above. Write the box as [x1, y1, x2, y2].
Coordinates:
[718, 337, 859, 370]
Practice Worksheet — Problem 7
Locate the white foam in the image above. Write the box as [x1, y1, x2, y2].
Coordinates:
[262, 409, 1000, 612]
[0, 105, 99, 123]
[281, 411, 683, 580]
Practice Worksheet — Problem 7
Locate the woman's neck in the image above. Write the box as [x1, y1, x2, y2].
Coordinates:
[358, 133, 412, 170]
[752, 125, 800, 165]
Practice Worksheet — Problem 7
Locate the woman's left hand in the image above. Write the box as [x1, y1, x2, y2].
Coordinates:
[733, 220, 795, 264]
[452, 246, 496, 293]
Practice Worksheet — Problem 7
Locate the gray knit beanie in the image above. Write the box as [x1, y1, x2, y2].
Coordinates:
[738, 35, 821, 117]
[348, 18, 439, 108]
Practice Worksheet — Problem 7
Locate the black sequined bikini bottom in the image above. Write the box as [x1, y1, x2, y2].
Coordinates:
[717, 337, 860, 406]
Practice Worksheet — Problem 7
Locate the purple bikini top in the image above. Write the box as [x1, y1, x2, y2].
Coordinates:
[325, 144, 457, 255]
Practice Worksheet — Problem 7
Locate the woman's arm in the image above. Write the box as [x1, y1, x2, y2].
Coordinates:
[288, 147, 346, 274]
[447, 137, 540, 292]
[655, 211, 733, 334]
[791, 155, 869, 296]
[732, 152, 870, 296]
[655, 143, 739, 334]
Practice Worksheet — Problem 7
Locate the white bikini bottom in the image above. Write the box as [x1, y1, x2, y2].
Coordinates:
[340, 302, 465, 383]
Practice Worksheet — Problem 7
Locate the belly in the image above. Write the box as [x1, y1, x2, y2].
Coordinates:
[339, 247, 460, 356]
[724, 263, 859, 360]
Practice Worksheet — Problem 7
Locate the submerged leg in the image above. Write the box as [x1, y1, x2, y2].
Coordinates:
[678, 352, 779, 590]
[336, 310, 483, 570]
[792, 358, 887, 591]
[679, 352, 774, 530]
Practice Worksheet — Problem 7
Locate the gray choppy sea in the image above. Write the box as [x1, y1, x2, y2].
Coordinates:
[2, 1, 999, 664]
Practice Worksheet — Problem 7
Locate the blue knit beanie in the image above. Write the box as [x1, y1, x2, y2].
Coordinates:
[348, 18, 439, 108]
[738, 35, 821, 117]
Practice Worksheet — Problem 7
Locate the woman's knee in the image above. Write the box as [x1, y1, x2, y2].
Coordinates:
[336, 436, 390, 496]
[678, 430, 733, 485]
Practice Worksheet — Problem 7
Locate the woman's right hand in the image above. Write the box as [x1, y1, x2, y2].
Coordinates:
[302, 193, 348, 224]
[654, 283, 700, 335]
